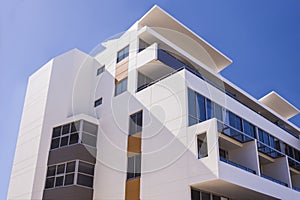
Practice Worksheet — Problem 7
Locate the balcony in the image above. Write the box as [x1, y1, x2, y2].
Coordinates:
[257, 141, 284, 159]
[220, 157, 256, 174]
[217, 121, 254, 143]
[136, 43, 299, 139]
[261, 174, 288, 187]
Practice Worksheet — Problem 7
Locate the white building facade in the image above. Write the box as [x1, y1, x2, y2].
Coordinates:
[8, 5, 300, 200]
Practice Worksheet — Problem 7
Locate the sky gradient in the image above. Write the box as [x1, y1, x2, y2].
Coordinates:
[1, 0, 300, 199]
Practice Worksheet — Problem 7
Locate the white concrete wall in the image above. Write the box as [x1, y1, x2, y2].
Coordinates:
[261, 156, 291, 187]
[229, 140, 260, 174]
[7, 60, 53, 199]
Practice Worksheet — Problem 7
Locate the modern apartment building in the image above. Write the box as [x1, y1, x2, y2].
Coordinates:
[7, 5, 300, 200]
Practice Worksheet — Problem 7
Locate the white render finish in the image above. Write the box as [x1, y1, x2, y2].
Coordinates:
[8, 5, 300, 200]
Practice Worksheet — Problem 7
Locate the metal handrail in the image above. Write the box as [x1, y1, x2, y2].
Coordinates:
[217, 120, 255, 143]
[261, 174, 288, 187]
[220, 157, 256, 174]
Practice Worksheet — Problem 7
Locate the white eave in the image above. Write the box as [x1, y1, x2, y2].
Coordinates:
[259, 91, 300, 120]
[137, 5, 232, 73]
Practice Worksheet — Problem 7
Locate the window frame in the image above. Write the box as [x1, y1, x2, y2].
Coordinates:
[117, 46, 129, 63]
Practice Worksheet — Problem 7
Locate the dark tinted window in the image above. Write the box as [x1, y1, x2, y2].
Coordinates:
[64, 174, 74, 186]
[66, 161, 76, 173]
[45, 177, 55, 189]
[56, 164, 65, 174]
[52, 127, 61, 138]
[50, 138, 60, 149]
[77, 174, 93, 188]
[55, 176, 64, 187]
[191, 189, 200, 200]
[62, 124, 70, 135]
[71, 121, 80, 133]
[196, 94, 206, 122]
[201, 192, 210, 200]
[47, 166, 56, 177]
[60, 136, 69, 147]
[129, 110, 143, 135]
[78, 161, 95, 175]
[69, 133, 79, 145]
[94, 98, 102, 107]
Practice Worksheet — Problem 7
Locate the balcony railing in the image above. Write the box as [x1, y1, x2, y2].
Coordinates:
[220, 157, 256, 174]
[257, 141, 285, 159]
[292, 186, 300, 192]
[217, 121, 254, 143]
[288, 157, 300, 171]
[261, 174, 288, 187]
[136, 46, 299, 139]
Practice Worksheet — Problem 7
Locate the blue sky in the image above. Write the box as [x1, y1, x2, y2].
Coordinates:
[1, 0, 300, 199]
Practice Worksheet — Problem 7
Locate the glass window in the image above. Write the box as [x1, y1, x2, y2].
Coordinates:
[206, 99, 212, 120]
[77, 174, 93, 188]
[45, 177, 55, 189]
[127, 156, 135, 180]
[55, 176, 64, 187]
[243, 120, 256, 138]
[197, 136, 208, 159]
[97, 65, 105, 76]
[212, 195, 221, 200]
[69, 133, 79, 145]
[117, 46, 129, 63]
[229, 111, 242, 131]
[56, 164, 65, 174]
[188, 89, 197, 126]
[51, 138, 60, 149]
[81, 133, 97, 147]
[82, 121, 98, 136]
[71, 121, 80, 133]
[196, 94, 206, 122]
[129, 110, 143, 135]
[60, 136, 69, 147]
[127, 154, 141, 180]
[191, 189, 200, 200]
[213, 103, 223, 122]
[78, 161, 95, 176]
[45, 160, 95, 189]
[94, 98, 102, 107]
[52, 127, 61, 138]
[66, 161, 76, 173]
[62, 124, 70, 135]
[201, 192, 210, 200]
[115, 78, 128, 96]
[47, 166, 56, 177]
[64, 174, 74, 186]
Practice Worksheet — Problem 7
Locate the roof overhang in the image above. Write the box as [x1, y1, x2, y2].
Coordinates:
[259, 91, 299, 120]
[137, 5, 232, 73]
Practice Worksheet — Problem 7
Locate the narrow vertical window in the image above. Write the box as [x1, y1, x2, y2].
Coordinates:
[196, 93, 206, 122]
[126, 154, 141, 180]
[188, 88, 197, 126]
[129, 110, 143, 135]
[117, 46, 129, 63]
[197, 135, 208, 159]
[115, 78, 128, 96]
